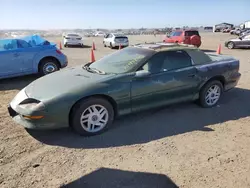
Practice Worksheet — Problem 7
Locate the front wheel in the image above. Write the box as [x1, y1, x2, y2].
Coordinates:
[227, 42, 235, 49]
[70, 98, 114, 136]
[199, 80, 223, 108]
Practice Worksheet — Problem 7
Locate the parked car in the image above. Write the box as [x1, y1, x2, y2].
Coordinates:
[63, 33, 83, 47]
[222, 28, 231, 33]
[214, 28, 221, 32]
[230, 28, 240, 35]
[103, 33, 129, 48]
[94, 31, 106, 37]
[8, 43, 241, 136]
[225, 34, 250, 49]
[240, 30, 250, 37]
[163, 30, 201, 47]
[0, 35, 68, 80]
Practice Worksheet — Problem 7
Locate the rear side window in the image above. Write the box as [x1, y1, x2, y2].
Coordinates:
[185, 49, 212, 65]
[170, 31, 182, 37]
[185, 31, 200, 36]
[17, 39, 32, 48]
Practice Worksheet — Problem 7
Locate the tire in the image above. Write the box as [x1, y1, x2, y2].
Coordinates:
[70, 97, 115, 136]
[227, 41, 235, 49]
[38, 58, 60, 76]
[199, 80, 223, 108]
[110, 42, 113, 49]
[103, 42, 107, 47]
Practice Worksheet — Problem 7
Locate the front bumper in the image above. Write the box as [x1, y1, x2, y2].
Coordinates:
[8, 89, 68, 130]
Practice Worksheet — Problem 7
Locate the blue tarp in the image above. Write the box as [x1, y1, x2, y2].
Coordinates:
[0, 35, 56, 51]
[20, 35, 56, 47]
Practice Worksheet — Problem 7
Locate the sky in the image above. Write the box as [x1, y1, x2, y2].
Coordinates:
[1, 0, 249, 29]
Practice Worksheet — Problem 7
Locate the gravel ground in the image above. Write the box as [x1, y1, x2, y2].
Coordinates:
[0, 33, 250, 188]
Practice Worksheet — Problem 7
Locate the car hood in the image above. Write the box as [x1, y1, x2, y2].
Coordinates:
[24, 66, 114, 101]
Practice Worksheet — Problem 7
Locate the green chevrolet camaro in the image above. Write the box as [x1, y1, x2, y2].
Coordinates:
[8, 43, 241, 136]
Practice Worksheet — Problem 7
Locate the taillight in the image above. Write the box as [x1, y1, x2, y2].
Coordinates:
[56, 49, 62, 54]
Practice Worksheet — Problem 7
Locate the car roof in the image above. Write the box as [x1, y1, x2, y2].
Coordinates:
[132, 42, 198, 52]
[172, 29, 199, 32]
[110, 33, 126, 37]
[66, 33, 80, 36]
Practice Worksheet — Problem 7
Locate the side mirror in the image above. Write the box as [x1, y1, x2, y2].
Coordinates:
[135, 70, 151, 78]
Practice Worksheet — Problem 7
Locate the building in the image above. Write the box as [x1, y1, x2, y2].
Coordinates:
[213, 22, 234, 32]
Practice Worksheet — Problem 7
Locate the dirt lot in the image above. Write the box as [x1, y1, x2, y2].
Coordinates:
[0, 33, 250, 188]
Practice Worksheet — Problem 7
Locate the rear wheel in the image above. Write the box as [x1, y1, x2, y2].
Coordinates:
[110, 42, 113, 49]
[70, 97, 115, 136]
[38, 58, 60, 76]
[227, 42, 235, 49]
[199, 80, 223, 108]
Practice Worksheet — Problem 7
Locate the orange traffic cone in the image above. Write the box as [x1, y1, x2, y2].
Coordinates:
[92, 41, 96, 50]
[59, 41, 62, 50]
[216, 44, 221, 54]
[119, 44, 122, 50]
[90, 49, 95, 63]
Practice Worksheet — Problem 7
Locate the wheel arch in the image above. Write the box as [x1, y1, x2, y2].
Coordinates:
[200, 75, 226, 92]
[68, 94, 118, 127]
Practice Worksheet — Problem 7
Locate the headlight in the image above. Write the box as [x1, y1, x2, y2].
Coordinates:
[19, 98, 45, 111]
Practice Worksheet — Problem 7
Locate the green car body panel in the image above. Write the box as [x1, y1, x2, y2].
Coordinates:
[8, 45, 241, 130]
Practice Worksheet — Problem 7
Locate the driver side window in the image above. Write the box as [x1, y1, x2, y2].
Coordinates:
[140, 50, 193, 73]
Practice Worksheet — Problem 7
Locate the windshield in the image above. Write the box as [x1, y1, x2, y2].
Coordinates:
[88, 47, 155, 74]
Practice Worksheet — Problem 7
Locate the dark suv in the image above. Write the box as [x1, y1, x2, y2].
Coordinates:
[163, 30, 202, 47]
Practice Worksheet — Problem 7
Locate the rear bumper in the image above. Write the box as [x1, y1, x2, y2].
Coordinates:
[224, 72, 241, 91]
[112, 42, 129, 47]
[64, 40, 83, 45]
[60, 55, 68, 68]
[65, 42, 83, 46]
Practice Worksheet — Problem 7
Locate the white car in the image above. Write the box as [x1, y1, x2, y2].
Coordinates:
[63, 33, 84, 47]
[94, 31, 106, 37]
[103, 33, 129, 49]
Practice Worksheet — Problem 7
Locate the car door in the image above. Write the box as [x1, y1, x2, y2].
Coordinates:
[16, 39, 38, 73]
[131, 50, 200, 112]
[0, 39, 24, 77]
